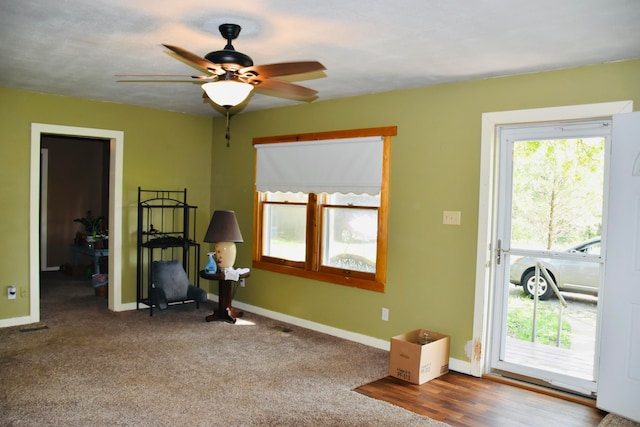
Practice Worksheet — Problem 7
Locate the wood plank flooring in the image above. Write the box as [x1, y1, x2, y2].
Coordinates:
[354, 372, 606, 427]
[505, 336, 594, 381]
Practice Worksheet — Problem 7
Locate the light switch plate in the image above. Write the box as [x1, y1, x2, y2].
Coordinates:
[443, 210, 461, 225]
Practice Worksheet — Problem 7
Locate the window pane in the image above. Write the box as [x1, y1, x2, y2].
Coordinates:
[265, 191, 308, 203]
[326, 192, 380, 207]
[322, 207, 377, 273]
[262, 203, 306, 262]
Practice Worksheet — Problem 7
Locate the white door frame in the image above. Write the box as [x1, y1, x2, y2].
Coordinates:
[39, 148, 58, 271]
[29, 123, 125, 322]
[471, 100, 633, 377]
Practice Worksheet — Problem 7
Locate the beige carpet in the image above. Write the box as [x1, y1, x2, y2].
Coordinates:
[0, 272, 449, 426]
[599, 414, 640, 427]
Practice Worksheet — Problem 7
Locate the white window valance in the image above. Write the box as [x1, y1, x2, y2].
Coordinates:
[254, 136, 384, 194]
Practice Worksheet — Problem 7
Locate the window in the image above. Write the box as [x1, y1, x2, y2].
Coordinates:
[252, 127, 396, 292]
[261, 191, 308, 264]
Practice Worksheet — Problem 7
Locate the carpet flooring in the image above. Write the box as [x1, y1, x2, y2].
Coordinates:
[0, 272, 449, 426]
[599, 414, 640, 427]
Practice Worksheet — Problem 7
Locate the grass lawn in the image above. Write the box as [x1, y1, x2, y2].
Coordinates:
[507, 292, 572, 348]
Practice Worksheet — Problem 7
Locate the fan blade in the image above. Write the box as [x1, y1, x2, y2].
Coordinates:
[254, 79, 318, 100]
[162, 44, 220, 72]
[115, 73, 214, 80]
[116, 79, 205, 83]
[240, 61, 325, 79]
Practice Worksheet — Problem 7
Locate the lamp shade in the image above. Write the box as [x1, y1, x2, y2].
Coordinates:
[202, 81, 254, 108]
[203, 210, 244, 243]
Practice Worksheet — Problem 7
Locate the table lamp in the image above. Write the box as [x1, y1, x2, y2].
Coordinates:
[203, 210, 243, 270]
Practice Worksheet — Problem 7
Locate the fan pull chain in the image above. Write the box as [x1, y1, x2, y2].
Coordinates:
[225, 108, 231, 147]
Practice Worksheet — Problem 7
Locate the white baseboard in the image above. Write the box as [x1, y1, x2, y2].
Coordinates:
[118, 302, 138, 311]
[233, 299, 390, 349]
[449, 358, 472, 375]
[0, 315, 37, 328]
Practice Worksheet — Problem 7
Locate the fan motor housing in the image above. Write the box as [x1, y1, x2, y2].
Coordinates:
[205, 50, 253, 68]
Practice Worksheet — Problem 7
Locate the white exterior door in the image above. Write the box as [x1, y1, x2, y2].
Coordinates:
[597, 111, 640, 422]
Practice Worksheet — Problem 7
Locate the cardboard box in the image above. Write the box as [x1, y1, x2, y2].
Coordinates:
[389, 329, 450, 384]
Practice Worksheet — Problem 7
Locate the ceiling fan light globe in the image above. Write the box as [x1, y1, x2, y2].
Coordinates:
[202, 81, 254, 107]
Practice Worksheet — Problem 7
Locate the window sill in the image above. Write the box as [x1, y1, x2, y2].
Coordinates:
[252, 260, 385, 292]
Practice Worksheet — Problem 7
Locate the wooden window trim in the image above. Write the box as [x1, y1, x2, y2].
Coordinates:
[252, 126, 396, 292]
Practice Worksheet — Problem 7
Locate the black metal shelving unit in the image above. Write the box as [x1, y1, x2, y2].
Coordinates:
[136, 187, 201, 315]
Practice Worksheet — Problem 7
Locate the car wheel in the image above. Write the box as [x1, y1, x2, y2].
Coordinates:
[521, 270, 555, 300]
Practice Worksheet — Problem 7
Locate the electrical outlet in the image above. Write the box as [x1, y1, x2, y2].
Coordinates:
[443, 210, 461, 225]
[381, 307, 389, 321]
[8, 285, 17, 300]
[240, 278, 245, 287]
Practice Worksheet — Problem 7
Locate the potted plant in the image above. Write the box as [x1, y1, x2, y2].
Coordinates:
[73, 210, 104, 246]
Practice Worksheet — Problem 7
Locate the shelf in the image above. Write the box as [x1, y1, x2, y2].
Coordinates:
[141, 236, 195, 249]
[136, 187, 202, 315]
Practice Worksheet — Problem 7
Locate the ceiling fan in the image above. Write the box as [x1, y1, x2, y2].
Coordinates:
[117, 23, 326, 144]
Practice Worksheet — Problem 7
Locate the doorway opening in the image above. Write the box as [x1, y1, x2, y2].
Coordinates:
[29, 123, 124, 321]
[471, 101, 633, 395]
[489, 120, 609, 396]
[41, 135, 109, 273]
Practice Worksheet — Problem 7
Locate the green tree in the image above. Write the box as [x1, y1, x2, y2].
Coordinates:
[511, 138, 604, 250]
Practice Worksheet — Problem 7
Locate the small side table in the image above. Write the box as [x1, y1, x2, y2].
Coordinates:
[71, 245, 109, 275]
[199, 269, 250, 323]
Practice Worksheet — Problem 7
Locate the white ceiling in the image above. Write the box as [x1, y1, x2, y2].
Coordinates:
[1, 0, 639, 117]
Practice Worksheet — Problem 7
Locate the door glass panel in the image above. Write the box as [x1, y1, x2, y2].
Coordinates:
[510, 138, 604, 251]
[505, 253, 601, 381]
[492, 123, 609, 395]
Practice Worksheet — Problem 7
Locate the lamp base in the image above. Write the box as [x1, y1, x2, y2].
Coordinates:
[213, 242, 237, 269]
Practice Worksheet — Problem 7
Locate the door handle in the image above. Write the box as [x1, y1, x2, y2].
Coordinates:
[496, 239, 510, 265]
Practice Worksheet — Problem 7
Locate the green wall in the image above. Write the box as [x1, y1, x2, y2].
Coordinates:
[210, 59, 640, 362]
[0, 88, 213, 318]
[1, 59, 639, 363]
